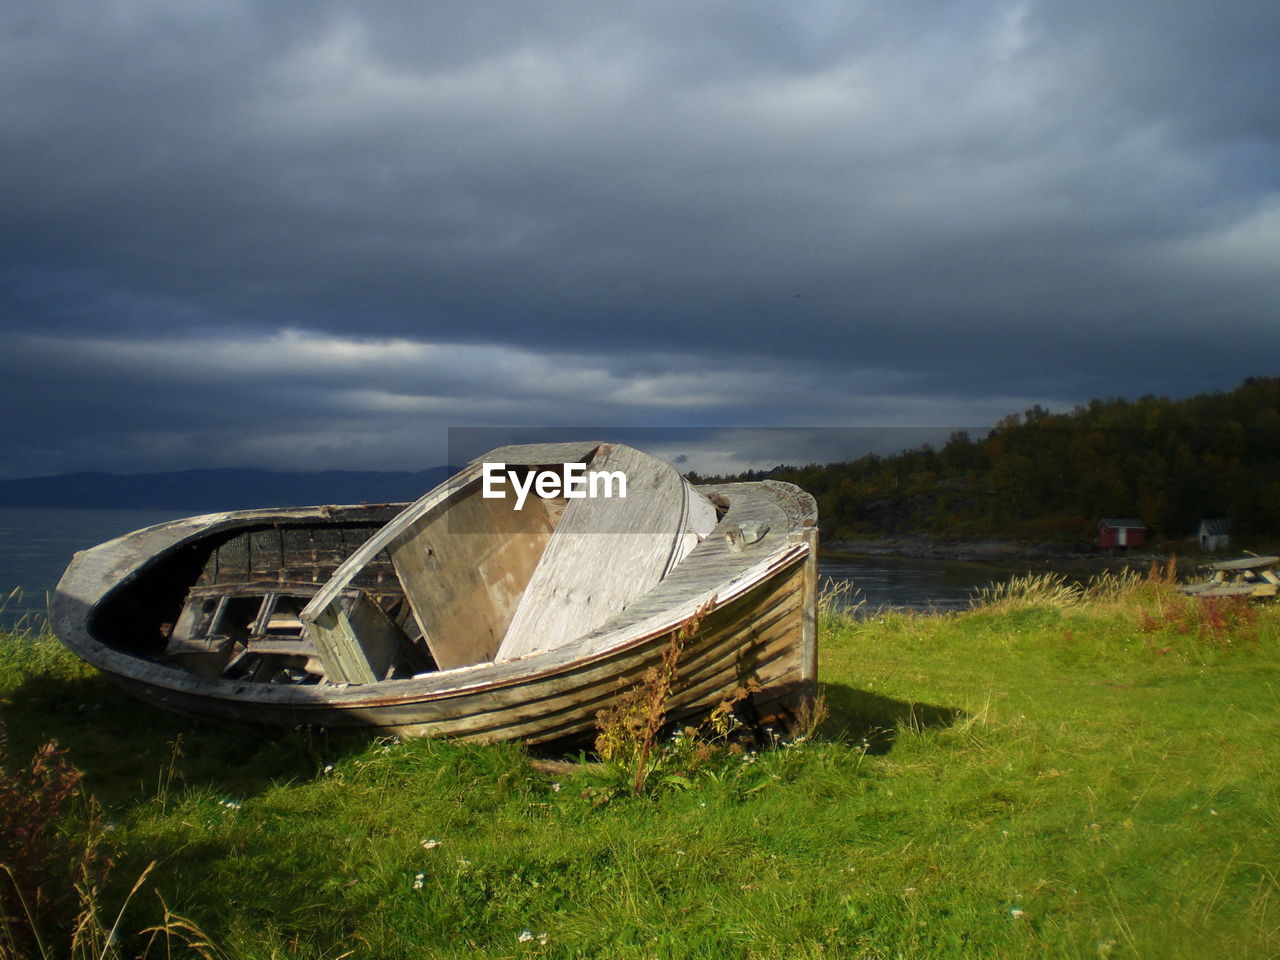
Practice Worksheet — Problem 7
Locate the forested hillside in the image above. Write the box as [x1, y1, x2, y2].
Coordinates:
[705, 377, 1280, 544]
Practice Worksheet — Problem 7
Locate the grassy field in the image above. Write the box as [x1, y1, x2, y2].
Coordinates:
[2, 574, 1278, 959]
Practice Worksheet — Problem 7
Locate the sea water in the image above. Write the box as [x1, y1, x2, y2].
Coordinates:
[0, 507, 191, 629]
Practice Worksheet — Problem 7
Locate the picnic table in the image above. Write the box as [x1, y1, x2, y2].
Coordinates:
[1179, 555, 1280, 598]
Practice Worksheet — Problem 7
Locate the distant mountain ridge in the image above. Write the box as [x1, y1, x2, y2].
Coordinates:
[0, 466, 454, 511]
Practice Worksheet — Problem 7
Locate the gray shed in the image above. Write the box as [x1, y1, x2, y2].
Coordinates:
[1197, 518, 1230, 552]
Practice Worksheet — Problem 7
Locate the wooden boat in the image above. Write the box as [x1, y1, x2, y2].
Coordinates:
[50, 442, 818, 744]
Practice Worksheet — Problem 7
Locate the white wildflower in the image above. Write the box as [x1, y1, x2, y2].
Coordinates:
[1010, 908, 1026, 919]
[518, 930, 535, 943]
[421, 839, 442, 849]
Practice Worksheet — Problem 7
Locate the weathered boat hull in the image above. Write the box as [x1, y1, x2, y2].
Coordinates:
[51, 458, 818, 744]
[70, 552, 810, 742]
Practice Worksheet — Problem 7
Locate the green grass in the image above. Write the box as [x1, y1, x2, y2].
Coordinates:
[2, 582, 1279, 959]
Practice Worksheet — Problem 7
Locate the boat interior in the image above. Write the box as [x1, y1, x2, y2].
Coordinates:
[137, 443, 731, 688]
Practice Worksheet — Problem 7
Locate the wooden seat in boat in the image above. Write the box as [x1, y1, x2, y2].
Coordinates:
[168, 581, 415, 684]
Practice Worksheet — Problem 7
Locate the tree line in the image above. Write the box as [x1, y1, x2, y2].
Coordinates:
[692, 377, 1280, 544]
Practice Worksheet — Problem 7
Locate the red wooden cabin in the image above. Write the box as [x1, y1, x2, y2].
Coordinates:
[1098, 518, 1147, 549]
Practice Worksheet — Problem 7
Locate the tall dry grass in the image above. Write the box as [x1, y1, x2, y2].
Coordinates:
[817, 578, 865, 624]
[970, 568, 1149, 612]
[0, 589, 42, 638]
[0, 712, 219, 960]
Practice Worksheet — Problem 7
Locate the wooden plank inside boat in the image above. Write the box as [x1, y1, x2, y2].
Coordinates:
[495, 444, 715, 662]
[386, 483, 557, 669]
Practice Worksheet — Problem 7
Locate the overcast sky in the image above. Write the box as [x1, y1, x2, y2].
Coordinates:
[2, 0, 1277, 478]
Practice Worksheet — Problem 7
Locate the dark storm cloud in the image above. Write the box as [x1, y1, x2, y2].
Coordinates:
[2, 1, 1278, 476]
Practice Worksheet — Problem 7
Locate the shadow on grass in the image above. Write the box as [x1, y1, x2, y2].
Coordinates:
[1, 670, 377, 809]
[818, 681, 965, 754]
